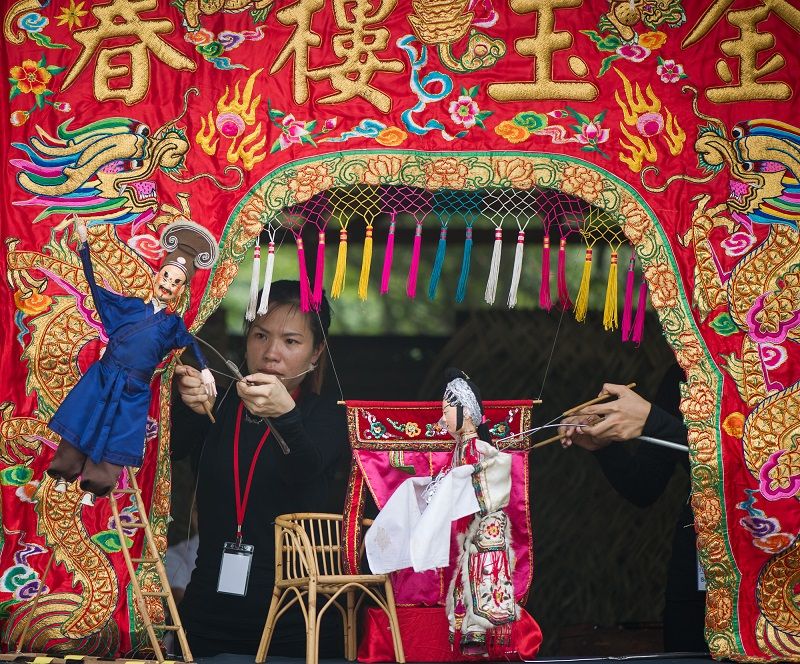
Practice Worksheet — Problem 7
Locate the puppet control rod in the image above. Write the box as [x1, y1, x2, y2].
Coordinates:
[497, 384, 687, 453]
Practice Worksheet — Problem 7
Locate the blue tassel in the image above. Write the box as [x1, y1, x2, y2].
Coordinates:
[428, 224, 448, 300]
[455, 226, 473, 303]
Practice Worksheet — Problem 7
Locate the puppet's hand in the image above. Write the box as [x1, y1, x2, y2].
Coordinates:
[74, 216, 88, 244]
[200, 368, 217, 398]
[175, 364, 216, 415]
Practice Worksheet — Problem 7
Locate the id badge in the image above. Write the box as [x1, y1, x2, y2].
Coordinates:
[217, 541, 254, 596]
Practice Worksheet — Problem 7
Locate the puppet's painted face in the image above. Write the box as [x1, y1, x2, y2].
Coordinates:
[153, 264, 186, 304]
[246, 303, 323, 391]
[442, 400, 459, 438]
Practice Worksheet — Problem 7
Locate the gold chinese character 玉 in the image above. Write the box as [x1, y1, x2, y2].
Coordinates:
[488, 0, 597, 102]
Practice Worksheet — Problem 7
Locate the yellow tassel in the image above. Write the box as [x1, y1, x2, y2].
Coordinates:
[574, 247, 593, 322]
[603, 251, 619, 331]
[358, 225, 373, 301]
[331, 228, 347, 299]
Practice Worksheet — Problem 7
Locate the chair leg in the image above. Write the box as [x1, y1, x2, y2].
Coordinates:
[306, 581, 318, 664]
[383, 578, 405, 663]
[346, 590, 356, 661]
[256, 586, 283, 663]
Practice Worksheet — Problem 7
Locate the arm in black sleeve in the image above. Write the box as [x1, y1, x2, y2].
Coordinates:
[170, 391, 213, 462]
[269, 395, 348, 478]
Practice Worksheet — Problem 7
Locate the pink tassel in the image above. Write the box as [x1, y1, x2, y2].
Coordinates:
[621, 251, 635, 341]
[312, 231, 325, 310]
[539, 234, 552, 311]
[406, 220, 423, 298]
[632, 280, 648, 346]
[296, 236, 311, 312]
[380, 215, 396, 295]
[557, 237, 572, 310]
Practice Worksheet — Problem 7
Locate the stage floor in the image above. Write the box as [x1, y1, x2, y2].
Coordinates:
[196, 653, 715, 663]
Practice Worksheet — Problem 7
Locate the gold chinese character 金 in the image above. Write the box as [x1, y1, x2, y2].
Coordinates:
[682, 0, 800, 103]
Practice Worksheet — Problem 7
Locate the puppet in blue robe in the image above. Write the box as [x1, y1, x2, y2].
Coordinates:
[47, 217, 217, 503]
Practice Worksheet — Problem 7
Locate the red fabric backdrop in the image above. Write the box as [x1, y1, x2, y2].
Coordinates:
[1, 1, 799, 660]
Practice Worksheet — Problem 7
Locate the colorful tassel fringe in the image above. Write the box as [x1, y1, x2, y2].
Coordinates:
[331, 227, 348, 299]
[539, 234, 551, 311]
[603, 251, 618, 331]
[455, 226, 473, 303]
[245, 244, 260, 321]
[312, 231, 326, 310]
[621, 251, 635, 341]
[507, 230, 525, 309]
[295, 236, 311, 312]
[380, 215, 396, 295]
[407, 220, 423, 298]
[632, 280, 648, 345]
[574, 247, 593, 322]
[359, 225, 373, 301]
[485, 227, 502, 305]
[557, 237, 572, 310]
[256, 236, 275, 316]
[428, 223, 448, 300]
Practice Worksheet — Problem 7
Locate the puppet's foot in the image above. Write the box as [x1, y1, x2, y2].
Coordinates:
[80, 491, 96, 507]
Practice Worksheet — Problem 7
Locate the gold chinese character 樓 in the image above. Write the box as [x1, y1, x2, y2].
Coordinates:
[487, 0, 597, 102]
[682, 0, 800, 103]
[271, 0, 403, 113]
[61, 0, 195, 105]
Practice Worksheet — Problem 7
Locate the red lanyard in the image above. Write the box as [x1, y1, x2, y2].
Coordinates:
[233, 402, 271, 543]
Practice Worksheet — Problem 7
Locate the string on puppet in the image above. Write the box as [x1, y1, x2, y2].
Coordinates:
[257, 221, 278, 316]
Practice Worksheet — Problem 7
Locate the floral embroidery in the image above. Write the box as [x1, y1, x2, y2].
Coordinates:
[8, 56, 68, 125]
[721, 412, 745, 438]
[721, 231, 756, 257]
[424, 158, 470, 189]
[360, 155, 403, 185]
[656, 57, 687, 83]
[55, 1, 88, 31]
[497, 107, 611, 158]
[493, 158, 536, 189]
[560, 164, 604, 203]
[13, 290, 52, 317]
[643, 263, 679, 308]
[448, 86, 493, 129]
[582, 0, 685, 76]
[268, 106, 338, 152]
[287, 164, 334, 203]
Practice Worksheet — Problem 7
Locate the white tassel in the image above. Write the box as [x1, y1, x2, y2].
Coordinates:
[485, 226, 503, 305]
[245, 244, 261, 321]
[256, 239, 275, 316]
[507, 230, 525, 309]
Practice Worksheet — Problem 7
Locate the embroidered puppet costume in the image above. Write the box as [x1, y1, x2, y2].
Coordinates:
[47, 216, 217, 503]
[366, 368, 518, 656]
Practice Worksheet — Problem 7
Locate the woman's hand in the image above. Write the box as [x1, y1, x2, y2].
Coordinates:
[560, 383, 651, 449]
[236, 373, 295, 419]
[175, 364, 216, 415]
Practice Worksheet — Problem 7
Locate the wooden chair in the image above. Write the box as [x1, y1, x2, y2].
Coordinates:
[255, 512, 405, 664]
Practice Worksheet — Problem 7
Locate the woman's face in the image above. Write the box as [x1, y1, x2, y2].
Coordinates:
[246, 303, 323, 392]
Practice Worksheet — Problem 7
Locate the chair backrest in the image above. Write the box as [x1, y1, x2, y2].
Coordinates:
[274, 513, 350, 581]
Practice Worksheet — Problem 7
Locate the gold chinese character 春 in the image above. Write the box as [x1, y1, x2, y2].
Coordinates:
[62, 0, 195, 105]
